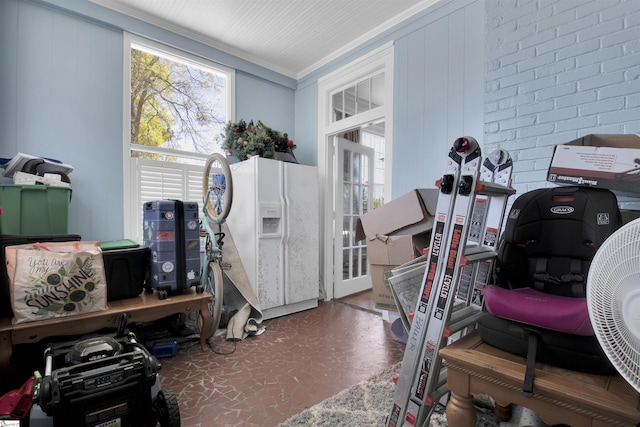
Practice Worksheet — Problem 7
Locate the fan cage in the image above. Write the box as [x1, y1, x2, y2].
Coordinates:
[587, 217, 640, 393]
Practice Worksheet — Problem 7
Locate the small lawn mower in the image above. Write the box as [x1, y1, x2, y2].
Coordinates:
[28, 314, 180, 427]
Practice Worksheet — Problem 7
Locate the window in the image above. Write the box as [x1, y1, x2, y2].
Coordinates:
[123, 34, 235, 242]
[331, 72, 384, 123]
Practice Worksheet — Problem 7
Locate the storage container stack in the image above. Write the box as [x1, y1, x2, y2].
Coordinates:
[0, 153, 76, 320]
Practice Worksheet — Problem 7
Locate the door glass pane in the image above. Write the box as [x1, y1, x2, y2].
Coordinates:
[352, 184, 360, 215]
[360, 247, 368, 276]
[342, 248, 350, 280]
[360, 245, 369, 276]
[342, 216, 350, 247]
[350, 248, 359, 280]
[371, 73, 384, 108]
[357, 79, 371, 114]
[344, 85, 356, 119]
[364, 152, 370, 171]
[343, 149, 351, 181]
[332, 92, 343, 122]
[352, 152, 360, 184]
[343, 183, 351, 215]
[362, 184, 370, 215]
[348, 216, 355, 247]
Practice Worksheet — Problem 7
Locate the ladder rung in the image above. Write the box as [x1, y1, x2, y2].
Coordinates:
[462, 246, 496, 262]
[444, 306, 481, 337]
[447, 310, 484, 333]
[451, 300, 466, 313]
[424, 381, 449, 408]
[449, 305, 478, 323]
[475, 180, 516, 196]
[436, 366, 447, 388]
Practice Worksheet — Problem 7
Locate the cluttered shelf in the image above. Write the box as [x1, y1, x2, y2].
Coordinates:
[0, 289, 212, 372]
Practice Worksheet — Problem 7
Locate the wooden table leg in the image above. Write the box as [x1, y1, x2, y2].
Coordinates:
[445, 366, 478, 427]
[494, 401, 512, 422]
[446, 390, 477, 427]
[0, 330, 11, 374]
[198, 298, 213, 351]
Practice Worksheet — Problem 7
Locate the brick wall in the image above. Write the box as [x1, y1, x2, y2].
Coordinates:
[485, 0, 640, 205]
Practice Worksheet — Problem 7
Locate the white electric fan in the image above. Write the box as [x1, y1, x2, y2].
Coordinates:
[587, 217, 640, 392]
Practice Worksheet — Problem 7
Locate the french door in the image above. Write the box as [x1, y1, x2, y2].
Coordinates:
[318, 43, 393, 301]
[333, 137, 374, 298]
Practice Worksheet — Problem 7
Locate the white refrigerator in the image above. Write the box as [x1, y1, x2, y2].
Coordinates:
[225, 156, 320, 320]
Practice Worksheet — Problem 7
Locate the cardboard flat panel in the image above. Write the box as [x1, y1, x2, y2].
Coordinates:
[370, 264, 398, 311]
[566, 134, 640, 148]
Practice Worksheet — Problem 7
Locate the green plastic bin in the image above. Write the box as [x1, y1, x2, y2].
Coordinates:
[0, 185, 71, 235]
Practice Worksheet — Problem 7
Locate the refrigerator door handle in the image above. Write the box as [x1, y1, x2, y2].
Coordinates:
[282, 162, 290, 304]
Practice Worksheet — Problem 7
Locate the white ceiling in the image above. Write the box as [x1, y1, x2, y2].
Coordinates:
[91, 0, 440, 79]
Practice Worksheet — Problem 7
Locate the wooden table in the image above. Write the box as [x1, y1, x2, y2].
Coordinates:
[0, 290, 212, 372]
[440, 330, 640, 427]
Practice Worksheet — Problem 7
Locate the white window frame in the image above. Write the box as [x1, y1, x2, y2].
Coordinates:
[122, 33, 235, 242]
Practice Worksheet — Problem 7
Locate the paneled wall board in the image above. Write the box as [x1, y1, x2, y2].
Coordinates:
[392, 0, 484, 197]
[2, 0, 124, 240]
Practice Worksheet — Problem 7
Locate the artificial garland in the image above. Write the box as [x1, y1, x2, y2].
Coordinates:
[221, 119, 295, 161]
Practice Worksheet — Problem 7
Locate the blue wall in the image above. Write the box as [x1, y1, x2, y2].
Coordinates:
[236, 71, 295, 142]
[1, 0, 125, 239]
[392, 0, 484, 196]
[0, 0, 296, 241]
[292, 83, 318, 167]
[294, 0, 484, 198]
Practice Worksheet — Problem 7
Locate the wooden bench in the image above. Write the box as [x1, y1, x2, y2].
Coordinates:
[440, 330, 640, 427]
[0, 289, 212, 372]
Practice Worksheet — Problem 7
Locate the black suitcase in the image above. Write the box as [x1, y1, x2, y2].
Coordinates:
[142, 200, 201, 298]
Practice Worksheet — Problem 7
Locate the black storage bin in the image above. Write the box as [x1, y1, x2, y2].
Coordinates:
[101, 240, 150, 301]
[0, 234, 81, 318]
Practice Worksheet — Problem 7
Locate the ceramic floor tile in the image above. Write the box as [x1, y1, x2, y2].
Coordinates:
[158, 293, 405, 426]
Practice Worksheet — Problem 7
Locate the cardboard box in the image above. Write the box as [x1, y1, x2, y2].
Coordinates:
[547, 134, 640, 194]
[355, 188, 438, 310]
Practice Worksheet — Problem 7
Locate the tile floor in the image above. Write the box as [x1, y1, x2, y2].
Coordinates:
[157, 290, 406, 427]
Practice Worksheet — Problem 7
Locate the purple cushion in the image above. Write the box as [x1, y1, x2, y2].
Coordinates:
[484, 286, 594, 336]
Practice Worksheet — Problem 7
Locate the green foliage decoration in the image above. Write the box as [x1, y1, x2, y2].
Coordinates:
[222, 119, 295, 161]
